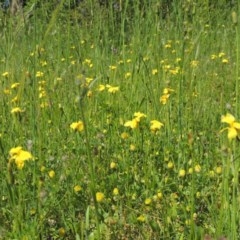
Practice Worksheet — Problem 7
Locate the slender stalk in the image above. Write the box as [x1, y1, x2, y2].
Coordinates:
[79, 83, 100, 238]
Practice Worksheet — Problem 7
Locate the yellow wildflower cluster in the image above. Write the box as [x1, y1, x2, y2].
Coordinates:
[97, 84, 119, 93]
[38, 80, 49, 108]
[9, 146, 33, 170]
[83, 58, 93, 68]
[160, 88, 174, 105]
[124, 112, 163, 132]
[70, 121, 84, 132]
[124, 112, 146, 129]
[211, 52, 229, 64]
[221, 113, 240, 140]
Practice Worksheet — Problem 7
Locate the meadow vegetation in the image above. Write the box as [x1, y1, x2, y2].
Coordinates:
[0, 0, 240, 239]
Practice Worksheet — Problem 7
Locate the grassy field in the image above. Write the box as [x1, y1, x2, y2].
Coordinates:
[0, 0, 240, 239]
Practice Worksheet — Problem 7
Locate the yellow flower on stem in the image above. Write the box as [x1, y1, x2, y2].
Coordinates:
[124, 118, 139, 129]
[133, 112, 146, 121]
[70, 121, 84, 132]
[221, 113, 240, 140]
[9, 146, 33, 170]
[150, 120, 164, 132]
[96, 192, 105, 202]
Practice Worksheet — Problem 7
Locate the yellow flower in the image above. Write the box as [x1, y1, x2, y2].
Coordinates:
[97, 84, 105, 91]
[152, 69, 158, 75]
[11, 82, 20, 89]
[144, 198, 152, 205]
[124, 118, 138, 129]
[160, 94, 170, 104]
[9, 146, 33, 169]
[74, 185, 82, 193]
[110, 162, 117, 169]
[107, 86, 119, 93]
[11, 107, 24, 114]
[109, 65, 117, 70]
[137, 215, 146, 222]
[2, 71, 9, 77]
[133, 112, 146, 121]
[167, 161, 174, 169]
[125, 72, 131, 78]
[179, 169, 186, 177]
[48, 170, 55, 178]
[163, 88, 174, 95]
[121, 132, 129, 139]
[130, 144, 136, 151]
[194, 164, 201, 173]
[215, 166, 222, 174]
[113, 188, 119, 196]
[70, 121, 84, 132]
[96, 192, 105, 202]
[221, 113, 240, 140]
[36, 71, 44, 77]
[150, 120, 164, 132]
[157, 192, 163, 200]
[58, 227, 66, 237]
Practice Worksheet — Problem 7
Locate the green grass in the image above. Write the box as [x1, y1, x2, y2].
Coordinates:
[0, 0, 240, 239]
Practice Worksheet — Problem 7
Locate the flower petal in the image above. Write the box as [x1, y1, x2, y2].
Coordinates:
[221, 113, 235, 124]
[228, 127, 238, 140]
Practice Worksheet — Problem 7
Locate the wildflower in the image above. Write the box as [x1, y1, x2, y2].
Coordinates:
[137, 215, 146, 222]
[4, 89, 11, 95]
[97, 84, 105, 91]
[9, 146, 33, 170]
[113, 188, 119, 196]
[48, 170, 55, 178]
[142, 56, 149, 62]
[211, 54, 217, 60]
[2, 71, 9, 77]
[194, 164, 201, 173]
[109, 65, 117, 70]
[107, 86, 119, 93]
[215, 166, 222, 174]
[163, 88, 174, 95]
[87, 91, 92, 97]
[133, 112, 146, 121]
[190, 60, 199, 67]
[157, 192, 163, 200]
[36, 71, 44, 77]
[152, 69, 158, 75]
[219, 52, 225, 58]
[130, 144, 136, 151]
[40, 60, 47, 66]
[96, 192, 104, 202]
[221, 113, 240, 140]
[11, 107, 24, 114]
[11, 82, 20, 89]
[125, 72, 131, 78]
[110, 162, 117, 169]
[167, 161, 174, 169]
[150, 120, 164, 132]
[83, 59, 92, 65]
[70, 121, 84, 132]
[121, 132, 129, 139]
[188, 168, 193, 174]
[58, 228, 66, 237]
[124, 118, 139, 129]
[160, 94, 170, 104]
[179, 169, 186, 177]
[11, 96, 18, 103]
[222, 59, 229, 63]
[144, 198, 152, 205]
[74, 185, 82, 193]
